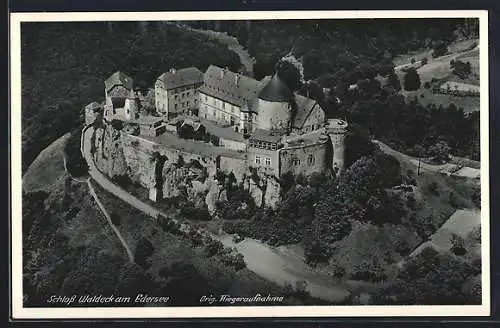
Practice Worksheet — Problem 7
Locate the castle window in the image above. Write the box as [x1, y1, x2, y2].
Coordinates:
[175, 104, 178, 110]
[222, 102, 225, 109]
[255, 156, 261, 165]
[293, 159, 301, 166]
[265, 157, 271, 166]
[308, 155, 315, 165]
[175, 95, 178, 100]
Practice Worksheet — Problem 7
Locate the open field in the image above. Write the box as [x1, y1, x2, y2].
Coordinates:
[393, 39, 478, 67]
[402, 88, 480, 113]
[393, 38, 480, 112]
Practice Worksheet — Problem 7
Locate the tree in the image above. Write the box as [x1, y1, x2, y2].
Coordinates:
[63, 126, 89, 177]
[386, 71, 402, 91]
[451, 59, 472, 79]
[134, 237, 154, 269]
[432, 41, 448, 58]
[403, 68, 421, 91]
[110, 212, 121, 226]
[428, 140, 451, 163]
[276, 60, 302, 91]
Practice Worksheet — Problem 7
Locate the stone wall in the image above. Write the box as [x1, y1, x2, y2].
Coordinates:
[279, 140, 330, 178]
[94, 121, 282, 212]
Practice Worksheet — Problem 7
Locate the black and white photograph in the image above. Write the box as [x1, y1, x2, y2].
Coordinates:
[10, 10, 489, 318]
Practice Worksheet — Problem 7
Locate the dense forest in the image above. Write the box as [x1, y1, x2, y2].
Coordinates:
[21, 22, 241, 173]
[188, 18, 478, 82]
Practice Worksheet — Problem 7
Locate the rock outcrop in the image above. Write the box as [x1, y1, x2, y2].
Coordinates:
[92, 124, 128, 178]
[92, 121, 283, 216]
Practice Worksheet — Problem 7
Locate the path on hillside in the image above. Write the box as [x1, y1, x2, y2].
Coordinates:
[63, 149, 135, 262]
[87, 179, 135, 263]
[173, 22, 255, 77]
[394, 44, 479, 72]
[373, 140, 480, 179]
[81, 125, 351, 302]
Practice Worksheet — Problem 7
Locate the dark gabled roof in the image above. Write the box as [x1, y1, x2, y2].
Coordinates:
[105, 71, 133, 93]
[258, 74, 293, 102]
[199, 65, 265, 107]
[157, 67, 204, 90]
[249, 129, 282, 143]
[292, 94, 321, 129]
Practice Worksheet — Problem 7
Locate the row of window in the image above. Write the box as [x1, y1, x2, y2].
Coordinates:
[255, 156, 271, 166]
[202, 94, 239, 114]
[249, 140, 278, 151]
[174, 90, 193, 100]
[292, 155, 315, 166]
[174, 101, 191, 110]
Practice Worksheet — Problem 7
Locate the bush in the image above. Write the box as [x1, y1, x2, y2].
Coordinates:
[432, 41, 448, 58]
[63, 126, 88, 177]
[220, 248, 246, 271]
[350, 260, 388, 283]
[204, 238, 224, 257]
[450, 234, 467, 256]
[110, 212, 121, 226]
[428, 181, 439, 196]
[403, 68, 421, 91]
[210, 134, 220, 146]
[134, 237, 154, 269]
[110, 119, 124, 130]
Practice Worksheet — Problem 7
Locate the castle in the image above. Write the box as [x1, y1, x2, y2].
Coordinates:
[85, 65, 348, 202]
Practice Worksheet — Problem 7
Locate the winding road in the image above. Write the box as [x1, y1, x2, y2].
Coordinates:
[81, 125, 351, 302]
[174, 22, 255, 77]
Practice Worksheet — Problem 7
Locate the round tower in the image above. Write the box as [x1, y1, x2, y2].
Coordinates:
[124, 89, 139, 121]
[326, 118, 348, 176]
[255, 74, 293, 134]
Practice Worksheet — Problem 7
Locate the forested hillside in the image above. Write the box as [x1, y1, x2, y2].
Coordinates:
[21, 22, 241, 173]
[188, 18, 480, 160]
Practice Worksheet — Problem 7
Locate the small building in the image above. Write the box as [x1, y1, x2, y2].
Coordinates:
[84, 102, 103, 125]
[155, 67, 204, 118]
[104, 71, 134, 116]
[247, 129, 283, 174]
[135, 116, 167, 137]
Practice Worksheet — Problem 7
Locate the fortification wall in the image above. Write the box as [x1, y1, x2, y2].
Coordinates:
[279, 140, 329, 177]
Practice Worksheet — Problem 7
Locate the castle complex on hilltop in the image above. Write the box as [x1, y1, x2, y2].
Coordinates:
[85, 65, 348, 201]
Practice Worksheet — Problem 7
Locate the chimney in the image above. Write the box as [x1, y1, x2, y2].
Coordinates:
[170, 68, 176, 74]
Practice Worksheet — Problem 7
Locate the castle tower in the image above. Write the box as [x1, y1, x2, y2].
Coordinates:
[255, 74, 293, 134]
[326, 118, 348, 176]
[124, 89, 139, 121]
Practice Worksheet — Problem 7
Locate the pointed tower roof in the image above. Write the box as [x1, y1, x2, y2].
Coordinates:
[105, 71, 133, 93]
[258, 74, 292, 102]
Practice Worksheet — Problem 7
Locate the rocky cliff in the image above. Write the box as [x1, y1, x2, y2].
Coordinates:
[90, 122, 282, 215]
[92, 124, 128, 179]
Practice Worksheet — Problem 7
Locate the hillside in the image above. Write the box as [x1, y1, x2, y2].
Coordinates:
[21, 21, 241, 174]
[22, 133, 69, 192]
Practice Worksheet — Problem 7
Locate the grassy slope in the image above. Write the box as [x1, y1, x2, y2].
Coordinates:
[22, 133, 70, 192]
[394, 39, 480, 112]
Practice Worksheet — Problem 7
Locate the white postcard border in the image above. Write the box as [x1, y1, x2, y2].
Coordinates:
[10, 9, 490, 319]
